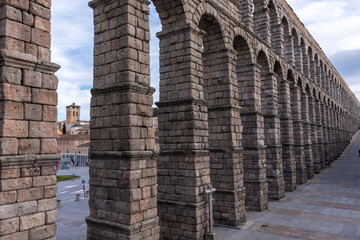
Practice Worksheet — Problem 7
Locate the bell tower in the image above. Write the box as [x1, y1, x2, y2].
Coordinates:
[66, 103, 81, 124]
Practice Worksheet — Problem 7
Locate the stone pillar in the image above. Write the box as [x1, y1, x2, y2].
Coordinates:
[301, 92, 313, 179]
[315, 100, 325, 169]
[239, 63, 268, 211]
[291, 84, 306, 184]
[321, 103, 330, 165]
[156, 24, 211, 239]
[278, 79, 296, 191]
[240, 0, 254, 31]
[308, 96, 319, 173]
[0, 0, 60, 239]
[263, 73, 284, 200]
[325, 105, 333, 163]
[253, 0, 271, 45]
[87, 1, 159, 239]
[207, 49, 246, 227]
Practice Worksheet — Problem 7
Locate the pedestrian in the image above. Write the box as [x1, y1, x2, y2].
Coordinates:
[358, 149, 360, 156]
[328, 161, 332, 168]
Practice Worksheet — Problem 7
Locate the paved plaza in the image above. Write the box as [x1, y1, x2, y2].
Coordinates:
[56, 131, 360, 239]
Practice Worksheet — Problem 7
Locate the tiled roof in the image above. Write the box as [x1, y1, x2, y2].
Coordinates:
[56, 134, 89, 142]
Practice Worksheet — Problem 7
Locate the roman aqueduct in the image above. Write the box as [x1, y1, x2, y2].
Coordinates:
[0, 0, 359, 239]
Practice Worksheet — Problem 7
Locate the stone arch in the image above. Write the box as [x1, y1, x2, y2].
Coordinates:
[193, 2, 228, 42]
[307, 46, 315, 82]
[268, 0, 281, 54]
[152, 0, 188, 27]
[301, 38, 309, 78]
[281, 17, 292, 62]
[292, 28, 301, 70]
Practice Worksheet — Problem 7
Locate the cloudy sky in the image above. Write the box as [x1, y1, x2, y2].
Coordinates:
[52, 0, 360, 121]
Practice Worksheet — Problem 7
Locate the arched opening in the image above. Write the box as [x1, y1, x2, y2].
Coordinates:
[308, 47, 314, 81]
[276, 65, 296, 191]
[302, 84, 314, 179]
[269, 1, 280, 55]
[258, 51, 284, 200]
[301, 39, 309, 78]
[281, 17, 292, 62]
[290, 78, 307, 184]
[292, 28, 301, 70]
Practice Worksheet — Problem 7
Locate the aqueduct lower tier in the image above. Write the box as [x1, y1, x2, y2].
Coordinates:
[0, 0, 359, 239]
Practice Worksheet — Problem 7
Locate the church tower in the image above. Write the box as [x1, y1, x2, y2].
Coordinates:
[66, 103, 81, 124]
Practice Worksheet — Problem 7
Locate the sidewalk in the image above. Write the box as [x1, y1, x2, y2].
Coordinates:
[216, 130, 360, 239]
[56, 131, 360, 239]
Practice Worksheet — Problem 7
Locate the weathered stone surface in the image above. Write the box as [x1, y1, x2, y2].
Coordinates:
[0, 66, 21, 84]
[0, 231, 28, 240]
[0, 168, 19, 179]
[0, 19, 30, 42]
[0, 217, 19, 236]
[0, 191, 16, 205]
[29, 121, 56, 138]
[23, 70, 42, 88]
[33, 175, 56, 187]
[0, 138, 18, 155]
[24, 104, 42, 121]
[40, 139, 56, 154]
[18, 139, 40, 154]
[28, 223, 56, 240]
[44, 185, 57, 198]
[42, 105, 56, 122]
[45, 210, 57, 224]
[37, 197, 56, 212]
[0, 177, 32, 191]
[19, 212, 45, 231]
[0, 201, 37, 220]
[17, 187, 43, 202]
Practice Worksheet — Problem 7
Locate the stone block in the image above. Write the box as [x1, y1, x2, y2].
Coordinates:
[42, 74, 57, 90]
[45, 210, 57, 224]
[23, 70, 42, 88]
[40, 139, 56, 154]
[21, 167, 40, 177]
[0, 231, 28, 240]
[28, 223, 56, 240]
[25, 43, 37, 57]
[0, 0, 30, 11]
[19, 212, 45, 231]
[0, 201, 37, 220]
[31, 28, 50, 48]
[17, 187, 43, 202]
[0, 36, 25, 52]
[35, 0, 51, 8]
[33, 175, 56, 187]
[29, 121, 56, 138]
[38, 198, 56, 212]
[31, 88, 57, 105]
[34, 16, 50, 32]
[18, 139, 40, 155]
[0, 217, 19, 236]
[0, 66, 22, 84]
[0, 191, 16, 205]
[0, 83, 31, 102]
[0, 19, 30, 42]
[0, 177, 32, 191]
[44, 185, 57, 198]
[24, 103, 42, 121]
[41, 166, 56, 176]
[0, 138, 18, 155]
[38, 46, 50, 61]
[0, 168, 19, 179]
[0, 5, 22, 22]
[42, 105, 57, 121]
[0, 120, 28, 138]
[22, 11, 34, 27]
[29, 2, 50, 20]
[0, 101, 23, 120]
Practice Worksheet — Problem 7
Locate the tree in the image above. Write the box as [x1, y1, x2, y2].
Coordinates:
[62, 123, 66, 134]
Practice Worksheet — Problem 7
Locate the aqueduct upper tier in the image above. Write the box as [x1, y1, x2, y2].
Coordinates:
[0, 0, 359, 239]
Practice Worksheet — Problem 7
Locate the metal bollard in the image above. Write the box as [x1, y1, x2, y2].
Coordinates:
[57, 199, 62, 208]
[75, 193, 81, 201]
[86, 190, 89, 198]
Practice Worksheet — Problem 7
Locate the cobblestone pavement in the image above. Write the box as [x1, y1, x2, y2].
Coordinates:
[216, 130, 360, 240]
[56, 131, 360, 239]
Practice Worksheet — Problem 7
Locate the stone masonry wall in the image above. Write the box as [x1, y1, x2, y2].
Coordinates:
[0, 0, 60, 239]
